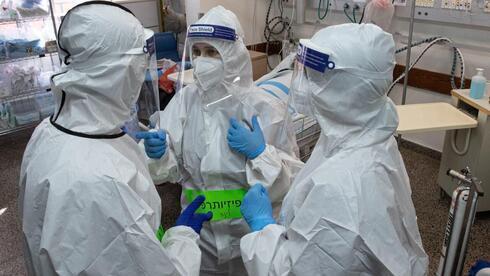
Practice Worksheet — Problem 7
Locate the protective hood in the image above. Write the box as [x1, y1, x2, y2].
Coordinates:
[303, 23, 397, 155]
[51, 2, 152, 136]
[185, 5, 253, 99]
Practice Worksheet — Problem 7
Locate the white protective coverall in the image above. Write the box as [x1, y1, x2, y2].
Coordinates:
[19, 2, 201, 275]
[240, 23, 429, 275]
[147, 5, 303, 275]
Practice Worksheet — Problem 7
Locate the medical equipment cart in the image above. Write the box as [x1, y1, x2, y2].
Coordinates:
[438, 89, 490, 212]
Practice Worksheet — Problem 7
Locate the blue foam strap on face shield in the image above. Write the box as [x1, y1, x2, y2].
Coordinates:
[296, 43, 335, 73]
[188, 24, 237, 41]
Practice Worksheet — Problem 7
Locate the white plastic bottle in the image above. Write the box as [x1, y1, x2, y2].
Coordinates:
[469, 68, 487, 99]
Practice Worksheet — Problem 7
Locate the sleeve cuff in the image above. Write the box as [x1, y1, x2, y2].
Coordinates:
[249, 144, 274, 166]
[163, 226, 199, 243]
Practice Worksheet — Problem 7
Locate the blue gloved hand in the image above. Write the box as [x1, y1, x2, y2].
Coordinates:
[469, 259, 490, 276]
[227, 115, 266, 159]
[135, 130, 166, 159]
[240, 183, 276, 232]
[176, 195, 213, 234]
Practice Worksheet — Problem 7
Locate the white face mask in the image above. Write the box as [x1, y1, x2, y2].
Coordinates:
[193, 57, 224, 91]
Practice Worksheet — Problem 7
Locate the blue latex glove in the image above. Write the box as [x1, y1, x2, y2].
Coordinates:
[469, 260, 490, 276]
[227, 115, 266, 159]
[176, 195, 213, 234]
[135, 130, 166, 159]
[240, 183, 276, 232]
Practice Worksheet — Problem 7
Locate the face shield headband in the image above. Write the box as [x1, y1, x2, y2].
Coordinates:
[296, 42, 335, 74]
[187, 24, 238, 41]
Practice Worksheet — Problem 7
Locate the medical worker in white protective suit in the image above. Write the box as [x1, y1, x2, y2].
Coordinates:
[137, 5, 303, 275]
[239, 23, 429, 275]
[19, 2, 211, 275]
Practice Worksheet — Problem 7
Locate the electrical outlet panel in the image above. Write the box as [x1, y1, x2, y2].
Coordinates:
[441, 0, 471, 10]
[485, 0, 490, 12]
[305, 0, 365, 12]
[284, 0, 490, 28]
[416, 0, 435, 7]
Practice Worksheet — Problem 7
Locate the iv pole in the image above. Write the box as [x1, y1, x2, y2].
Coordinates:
[398, 0, 417, 142]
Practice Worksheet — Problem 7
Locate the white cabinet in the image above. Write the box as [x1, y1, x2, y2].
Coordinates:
[116, 0, 161, 31]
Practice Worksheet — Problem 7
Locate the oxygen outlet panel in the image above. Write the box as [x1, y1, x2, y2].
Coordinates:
[485, 0, 490, 11]
[416, 0, 435, 7]
[441, 0, 472, 10]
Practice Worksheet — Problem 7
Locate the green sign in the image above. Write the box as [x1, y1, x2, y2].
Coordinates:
[184, 188, 247, 221]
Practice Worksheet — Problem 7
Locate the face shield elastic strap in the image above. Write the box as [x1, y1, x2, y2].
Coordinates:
[57, 1, 136, 65]
[187, 24, 238, 41]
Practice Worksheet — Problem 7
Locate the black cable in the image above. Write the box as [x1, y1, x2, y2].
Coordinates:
[451, 47, 465, 88]
[264, 0, 277, 69]
[358, 4, 366, 23]
[263, 0, 290, 70]
[343, 6, 355, 23]
[395, 36, 440, 54]
[264, 0, 288, 40]
[388, 37, 465, 96]
[318, 0, 330, 20]
[352, 7, 357, 23]
[265, 20, 286, 69]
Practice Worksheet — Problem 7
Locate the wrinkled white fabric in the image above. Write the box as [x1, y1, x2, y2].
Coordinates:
[20, 120, 202, 276]
[19, 3, 202, 275]
[145, 5, 303, 275]
[52, 4, 151, 135]
[240, 23, 429, 276]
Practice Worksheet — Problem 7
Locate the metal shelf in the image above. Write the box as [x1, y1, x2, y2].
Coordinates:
[0, 51, 59, 65]
[0, 88, 51, 102]
[0, 0, 58, 137]
[0, 121, 42, 136]
[0, 90, 53, 135]
[0, 15, 51, 25]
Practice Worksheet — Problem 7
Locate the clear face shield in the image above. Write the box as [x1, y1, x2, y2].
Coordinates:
[177, 23, 254, 121]
[124, 30, 160, 140]
[289, 41, 336, 117]
[176, 24, 300, 220]
[176, 24, 237, 93]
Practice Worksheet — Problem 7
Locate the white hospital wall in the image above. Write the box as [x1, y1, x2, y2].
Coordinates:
[199, 0, 270, 45]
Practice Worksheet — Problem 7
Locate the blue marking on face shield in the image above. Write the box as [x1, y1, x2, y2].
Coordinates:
[188, 24, 237, 41]
[296, 43, 335, 73]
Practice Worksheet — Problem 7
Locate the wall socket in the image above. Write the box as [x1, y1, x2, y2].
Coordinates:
[441, 0, 472, 10]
